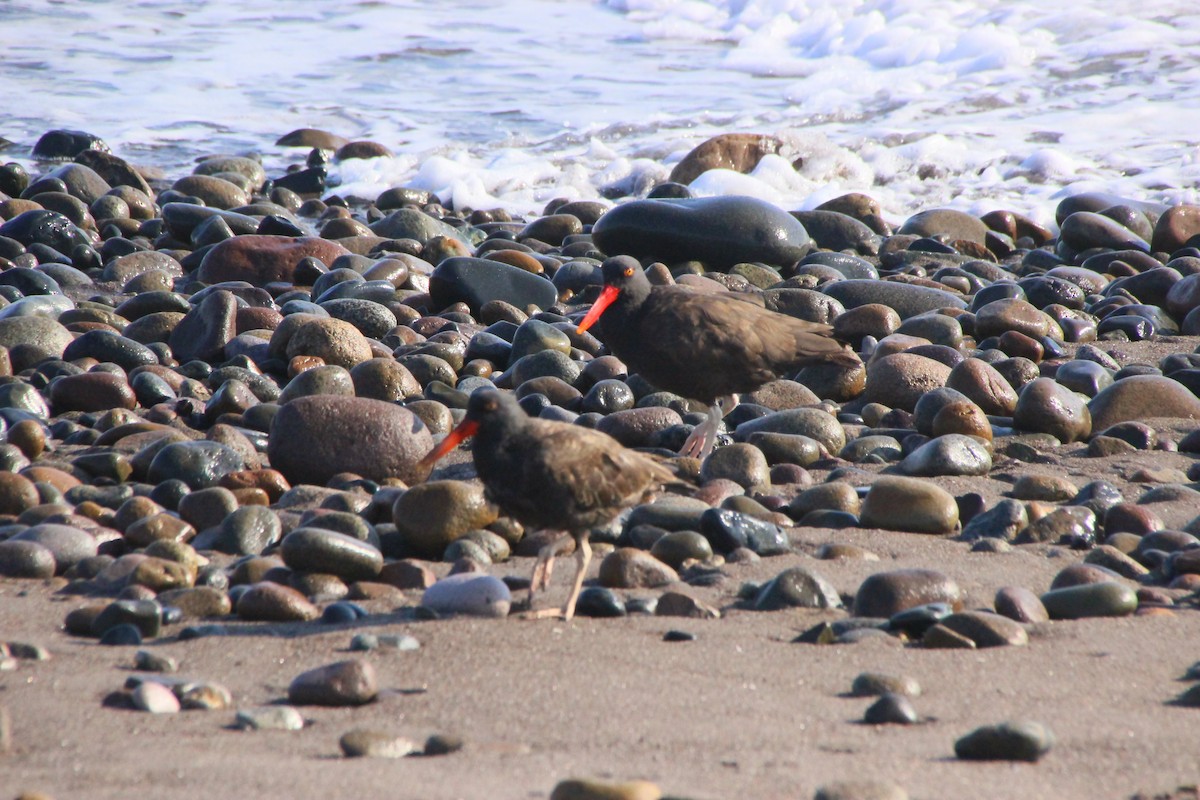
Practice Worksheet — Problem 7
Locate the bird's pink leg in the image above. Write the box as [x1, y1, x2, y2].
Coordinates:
[561, 534, 592, 621]
[524, 533, 568, 618]
[680, 394, 737, 459]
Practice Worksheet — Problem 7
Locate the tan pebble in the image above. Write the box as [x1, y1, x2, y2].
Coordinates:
[932, 400, 992, 441]
[550, 779, 662, 800]
[7, 419, 45, 459]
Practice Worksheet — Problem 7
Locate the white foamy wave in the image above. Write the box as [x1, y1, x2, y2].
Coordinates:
[2, 0, 1200, 226]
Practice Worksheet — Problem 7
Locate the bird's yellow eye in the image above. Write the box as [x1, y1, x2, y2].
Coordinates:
[623, 266, 634, 277]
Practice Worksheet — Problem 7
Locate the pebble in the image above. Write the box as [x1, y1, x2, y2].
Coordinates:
[1009, 474, 1078, 501]
[180, 682, 233, 711]
[235, 706, 305, 731]
[931, 400, 993, 441]
[927, 610, 1028, 648]
[734, 407, 847, 454]
[648, 531, 713, 569]
[699, 507, 790, 556]
[549, 778, 662, 800]
[853, 569, 963, 618]
[960, 498, 1027, 542]
[993, 586, 1049, 623]
[196, 235, 348, 285]
[92, 599, 162, 639]
[147, 440, 247, 490]
[655, 591, 720, 619]
[598, 548, 679, 588]
[863, 692, 918, 725]
[592, 195, 810, 269]
[421, 573, 512, 618]
[98, 624, 144, 646]
[596, 407, 685, 448]
[287, 659, 378, 706]
[134, 650, 178, 673]
[350, 633, 421, 652]
[1083, 544, 1150, 580]
[1016, 506, 1096, 546]
[235, 582, 320, 622]
[207, 505, 282, 556]
[268, 396, 433, 487]
[393, 480, 499, 559]
[0, 540, 56, 578]
[1040, 581, 1138, 619]
[377, 559, 437, 590]
[339, 728, 418, 758]
[954, 720, 1054, 762]
[1012, 377, 1092, 442]
[11, 523, 97, 574]
[699, 442, 770, 487]
[863, 353, 953, 412]
[280, 528, 383, 581]
[893, 433, 991, 477]
[131, 681, 181, 714]
[751, 566, 843, 611]
[573, 587, 628, 618]
[859, 476, 959, 534]
[814, 781, 909, 800]
[822, 279, 966, 319]
[850, 672, 921, 698]
[430, 256, 558, 315]
[1087, 374, 1200, 430]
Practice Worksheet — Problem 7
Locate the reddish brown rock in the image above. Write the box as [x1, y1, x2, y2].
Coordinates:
[863, 353, 952, 412]
[377, 559, 437, 590]
[668, 133, 785, 185]
[49, 372, 136, 413]
[852, 568, 964, 618]
[1151, 204, 1200, 254]
[195, 235, 351, 286]
[172, 174, 249, 209]
[0, 472, 41, 516]
[218, 469, 291, 503]
[1088, 375, 1200, 431]
[236, 306, 283, 334]
[236, 582, 319, 621]
[268, 396, 433, 487]
[945, 358, 1018, 416]
[335, 141, 394, 160]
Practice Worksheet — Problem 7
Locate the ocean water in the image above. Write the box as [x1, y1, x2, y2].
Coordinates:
[4, 0, 1200, 226]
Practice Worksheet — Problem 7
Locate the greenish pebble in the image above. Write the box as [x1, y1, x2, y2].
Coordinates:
[1039, 581, 1137, 620]
[954, 720, 1054, 762]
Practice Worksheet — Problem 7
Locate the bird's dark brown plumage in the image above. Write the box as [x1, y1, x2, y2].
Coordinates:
[419, 387, 678, 619]
[580, 256, 859, 404]
[577, 255, 860, 456]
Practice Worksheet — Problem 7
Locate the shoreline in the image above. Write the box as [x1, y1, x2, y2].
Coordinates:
[1, 127, 1200, 800]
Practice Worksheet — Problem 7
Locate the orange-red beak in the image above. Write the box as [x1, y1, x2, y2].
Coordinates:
[417, 418, 480, 470]
[576, 284, 620, 334]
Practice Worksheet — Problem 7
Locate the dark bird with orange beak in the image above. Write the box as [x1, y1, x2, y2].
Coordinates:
[419, 387, 680, 620]
[577, 255, 861, 458]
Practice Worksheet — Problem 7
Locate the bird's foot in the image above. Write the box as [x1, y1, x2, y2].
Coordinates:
[680, 417, 719, 460]
[514, 607, 567, 621]
[529, 557, 555, 594]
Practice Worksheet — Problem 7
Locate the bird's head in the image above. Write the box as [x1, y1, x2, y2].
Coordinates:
[576, 255, 642, 334]
[417, 387, 511, 470]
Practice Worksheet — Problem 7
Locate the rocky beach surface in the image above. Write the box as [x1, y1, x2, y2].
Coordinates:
[1, 129, 1200, 800]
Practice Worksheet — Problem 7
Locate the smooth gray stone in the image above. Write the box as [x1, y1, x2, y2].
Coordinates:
[592, 195, 811, 269]
[822, 279, 966, 319]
